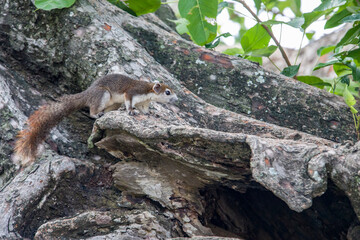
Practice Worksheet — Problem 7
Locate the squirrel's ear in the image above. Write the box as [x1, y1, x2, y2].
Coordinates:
[153, 82, 161, 94]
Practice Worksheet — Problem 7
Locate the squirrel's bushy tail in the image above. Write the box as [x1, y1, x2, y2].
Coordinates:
[13, 92, 87, 167]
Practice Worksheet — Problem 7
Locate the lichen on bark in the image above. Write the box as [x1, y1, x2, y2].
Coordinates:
[1, 0, 360, 239]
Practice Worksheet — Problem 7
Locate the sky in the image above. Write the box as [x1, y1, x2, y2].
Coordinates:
[217, 0, 340, 49]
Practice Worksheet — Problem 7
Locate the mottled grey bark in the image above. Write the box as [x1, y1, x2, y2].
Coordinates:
[121, 19, 355, 143]
[1, 0, 360, 239]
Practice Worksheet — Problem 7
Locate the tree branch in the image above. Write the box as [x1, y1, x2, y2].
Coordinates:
[236, 0, 292, 68]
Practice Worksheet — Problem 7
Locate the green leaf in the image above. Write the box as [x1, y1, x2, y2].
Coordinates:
[302, 1, 346, 29]
[277, 1, 291, 12]
[325, 9, 351, 28]
[336, 24, 360, 48]
[286, 17, 305, 28]
[322, 76, 360, 97]
[345, 48, 360, 62]
[343, 85, 356, 107]
[347, 6, 360, 14]
[306, 32, 315, 40]
[281, 64, 300, 78]
[333, 63, 352, 77]
[246, 56, 262, 65]
[341, 13, 360, 23]
[340, 75, 350, 85]
[34, 0, 76, 10]
[334, 46, 343, 54]
[217, 1, 229, 14]
[178, 0, 218, 45]
[313, 0, 346, 12]
[116, 0, 161, 16]
[289, 0, 302, 17]
[254, 0, 262, 13]
[302, 11, 325, 30]
[246, 45, 278, 57]
[219, 32, 232, 38]
[205, 38, 221, 49]
[313, 59, 340, 70]
[261, 17, 304, 29]
[261, 20, 284, 26]
[261, 0, 274, 9]
[222, 47, 243, 56]
[342, 58, 360, 81]
[241, 24, 271, 53]
[169, 18, 190, 35]
[205, 32, 232, 49]
[350, 106, 358, 114]
[297, 76, 332, 89]
[316, 45, 336, 56]
[107, 0, 136, 15]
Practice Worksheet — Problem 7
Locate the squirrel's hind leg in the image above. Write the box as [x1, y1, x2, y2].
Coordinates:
[89, 91, 111, 118]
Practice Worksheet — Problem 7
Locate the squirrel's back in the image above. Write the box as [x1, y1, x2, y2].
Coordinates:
[91, 74, 154, 95]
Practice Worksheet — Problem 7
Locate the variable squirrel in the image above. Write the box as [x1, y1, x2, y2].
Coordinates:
[13, 74, 178, 167]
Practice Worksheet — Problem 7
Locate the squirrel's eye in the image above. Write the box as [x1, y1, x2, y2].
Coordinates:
[165, 90, 171, 95]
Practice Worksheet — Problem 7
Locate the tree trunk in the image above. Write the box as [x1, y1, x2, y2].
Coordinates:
[1, 0, 360, 239]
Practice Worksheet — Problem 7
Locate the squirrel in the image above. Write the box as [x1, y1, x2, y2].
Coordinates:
[13, 74, 178, 167]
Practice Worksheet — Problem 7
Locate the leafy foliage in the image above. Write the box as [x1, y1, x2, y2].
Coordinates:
[108, 0, 161, 16]
[205, 33, 232, 49]
[34, 0, 76, 10]
[178, 0, 218, 45]
[107, 0, 136, 16]
[281, 65, 300, 78]
[297, 76, 331, 89]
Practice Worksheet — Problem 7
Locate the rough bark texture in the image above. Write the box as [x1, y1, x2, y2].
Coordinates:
[1, 0, 360, 239]
[121, 20, 354, 143]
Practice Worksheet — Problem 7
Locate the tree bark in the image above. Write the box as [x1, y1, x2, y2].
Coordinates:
[1, 0, 360, 239]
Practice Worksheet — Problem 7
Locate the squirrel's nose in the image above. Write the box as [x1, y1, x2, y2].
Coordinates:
[171, 94, 178, 103]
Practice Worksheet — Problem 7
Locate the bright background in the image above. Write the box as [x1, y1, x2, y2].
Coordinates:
[217, 0, 340, 49]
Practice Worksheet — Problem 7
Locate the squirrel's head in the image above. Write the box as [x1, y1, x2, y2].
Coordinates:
[152, 81, 178, 104]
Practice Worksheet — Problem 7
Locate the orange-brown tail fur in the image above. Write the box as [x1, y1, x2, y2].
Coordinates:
[13, 92, 87, 167]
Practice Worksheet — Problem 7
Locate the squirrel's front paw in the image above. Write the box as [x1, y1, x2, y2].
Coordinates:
[128, 110, 137, 116]
[97, 112, 105, 118]
[90, 111, 104, 119]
